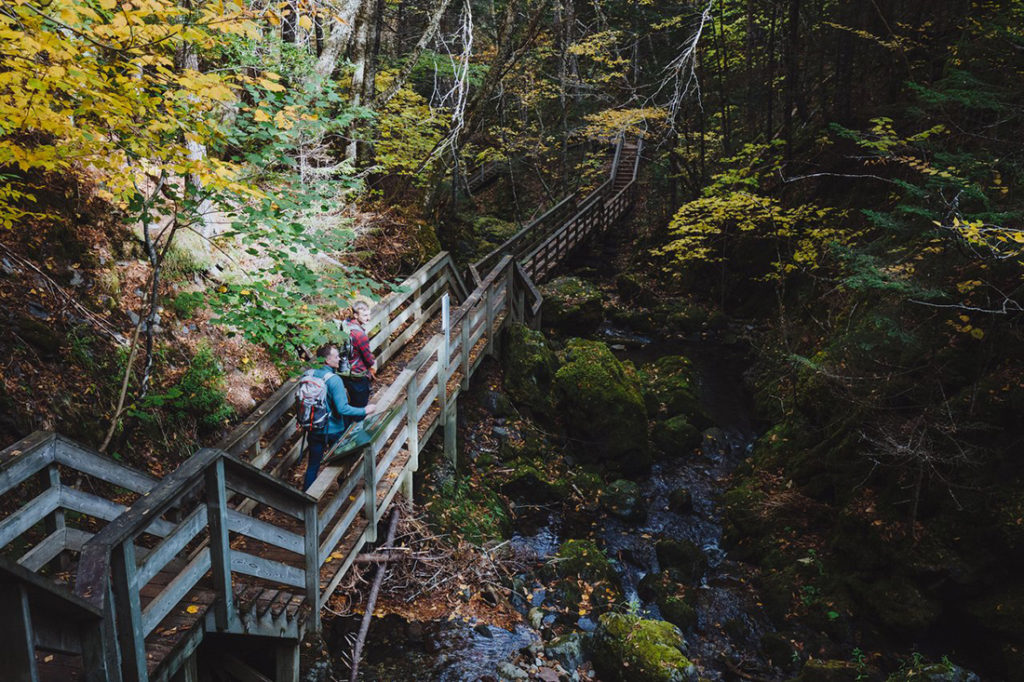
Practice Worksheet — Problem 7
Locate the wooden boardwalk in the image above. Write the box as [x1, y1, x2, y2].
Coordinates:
[0, 137, 641, 682]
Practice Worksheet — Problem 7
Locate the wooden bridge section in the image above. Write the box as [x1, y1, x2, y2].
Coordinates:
[0, 137, 641, 682]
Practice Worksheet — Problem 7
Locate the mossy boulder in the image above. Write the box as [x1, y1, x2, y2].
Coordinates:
[637, 572, 698, 631]
[655, 539, 708, 584]
[652, 415, 700, 456]
[554, 339, 650, 471]
[641, 356, 707, 427]
[540, 276, 604, 336]
[601, 479, 644, 522]
[653, 299, 708, 335]
[616, 272, 658, 307]
[502, 323, 559, 414]
[551, 539, 622, 611]
[590, 613, 696, 682]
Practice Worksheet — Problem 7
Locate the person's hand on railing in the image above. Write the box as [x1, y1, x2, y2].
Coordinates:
[365, 402, 379, 416]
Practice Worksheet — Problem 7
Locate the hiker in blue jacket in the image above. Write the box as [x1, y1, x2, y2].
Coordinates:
[304, 343, 378, 491]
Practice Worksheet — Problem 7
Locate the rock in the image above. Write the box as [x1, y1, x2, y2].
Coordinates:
[668, 488, 693, 514]
[637, 572, 697, 631]
[14, 314, 61, 358]
[127, 310, 140, 326]
[556, 540, 616, 583]
[492, 426, 510, 439]
[589, 613, 696, 682]
[483, 390, 516, 417]
[27, 302, 50, 320]
[546, 633, 586, 671]
[759, 632, 796, 670]
[497, 662, 530, 681]
[69, 269, 85, 287]
[641, 355, 705, 426]
[655, 539, 707, 584]
[540, 276, 604, 336]
[501, 470, 567, 506]
[553, 339, 650, 472]
[652, 415, 700, 456]
[862, 576, 940, 634]
[1, 257, 17, 275]
[502, 323, 559, 414]
[615, 272, 657, 307]
[536, 667, 561, 682]
[601, 479, 645, 522]
[529, 607, 545, 630]
[576, 616, 598, 632]
[474, 623, 493, 638]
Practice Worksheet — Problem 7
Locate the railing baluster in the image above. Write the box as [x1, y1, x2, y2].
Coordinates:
[303, 497, 320, 632]
[460, 313, 471, 390]
[205, 458, 234, 631]
[407, 374, 419, 471]
[112, 540, 146, 682]
[362, 442, 379, 543]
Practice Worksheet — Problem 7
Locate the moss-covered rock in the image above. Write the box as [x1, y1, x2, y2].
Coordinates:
[601, 479, 645, 522]
[551, 539, 622, 612]
[655, 539, 708, 584]
[555, 539, 616, 582]
[652, 415, 700, 456]
[637, 572, 697, 631]
[590, 613, 696, 682]
[554, 339, 650, 471]
[540, 276, 604, 336]
[501, 323, 559, 414]
[641, 355, 707, 427]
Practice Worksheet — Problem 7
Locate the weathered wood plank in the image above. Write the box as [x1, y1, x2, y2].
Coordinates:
[217, 379, 300, 457]
[17, 527, 66, 572]
[226, 509, 303, 555]
[61, 488, 175, 538]
[0, 431, 55, 498]
[229, 551, 305, 589]
[0, 486, 60, 549]
[53, 438, 156, 495]
[135, 506, 208, 591]
[140, 549, 212, 636]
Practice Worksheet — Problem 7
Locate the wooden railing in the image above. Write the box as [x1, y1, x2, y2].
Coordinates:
[75, 448, 319, 682]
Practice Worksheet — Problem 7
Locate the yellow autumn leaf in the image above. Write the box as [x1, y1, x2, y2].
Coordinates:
[253, 108, 271, 123]
[185, 605, 199, 614]
[298, 15, 313, 30]
[260, 78, 286, 92]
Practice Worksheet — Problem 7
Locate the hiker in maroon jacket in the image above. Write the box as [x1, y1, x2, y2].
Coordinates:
[343, 301, 377, 426]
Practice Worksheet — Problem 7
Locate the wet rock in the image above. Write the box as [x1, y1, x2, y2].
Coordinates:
[474, 623, 493, 638]
[1, 257, 17, 275]
[502, 323, 559, 414]
[501, 470, 567, 506]
[637, 572, 697, 631]
[529, 607, 545, 629]
[554, 339, 649, 471]
[127, 310, 140, 326]
[536, 667, 561, 682]
[590, 613, 696, 682]
[27, 302, 50, 320]
[69, 269, 85, 287]
[483, 389, 516, 417]
[493, 425, 510, 439]
[641, 355, 707, 426]
[668, 488, 693, 514]
[540, 276, 603, 336]
[601, 479, 645, 522]
[655, 539, 707, 584]
[652, 415, 700, 456]
[497, 661, 530, 680]
[700, 427, 731, 457]
[576, 616, 598, 632]
[546, 633, 586, 671]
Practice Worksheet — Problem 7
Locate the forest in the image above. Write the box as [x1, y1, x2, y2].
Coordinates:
[1, 0, 1023, 680]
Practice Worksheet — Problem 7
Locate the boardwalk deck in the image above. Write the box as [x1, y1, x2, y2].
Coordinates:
[0, 136, 642, 682]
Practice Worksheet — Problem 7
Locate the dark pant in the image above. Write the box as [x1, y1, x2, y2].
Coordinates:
[343, 376, 371, 426]
[304, 430, 341, 491]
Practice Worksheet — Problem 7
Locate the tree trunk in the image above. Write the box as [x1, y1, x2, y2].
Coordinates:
[306, 0, 365, 92]
[375, 0, 456, 105]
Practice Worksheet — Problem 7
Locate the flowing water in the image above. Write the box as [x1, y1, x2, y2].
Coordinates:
[326, 318, 784, 681]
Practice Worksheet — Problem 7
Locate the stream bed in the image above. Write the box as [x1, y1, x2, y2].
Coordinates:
[324, 319, 786, 681]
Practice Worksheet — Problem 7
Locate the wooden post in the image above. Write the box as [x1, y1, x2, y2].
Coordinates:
[362, 442, 379, 543]
[0, 584, 38, 682]
[276, 643, 300, 682]
[170, 654, 197, 682]
[460, 313, 471, 391]
[444, 400, 457, 467]
[406, 374, 419, 471]
[205, 458, 235, 631]
[484, 286, 495, 357]
[111, 541, 147, 682]
[303, 498, 320, 633]
[44, 463, 68, 570]
[401, 470, 414, 505]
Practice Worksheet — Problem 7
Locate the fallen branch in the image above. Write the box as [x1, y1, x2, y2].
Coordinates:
[349, 508, 401, 682]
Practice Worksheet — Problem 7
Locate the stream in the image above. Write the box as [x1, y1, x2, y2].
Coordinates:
[324, 314, 785, 681]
